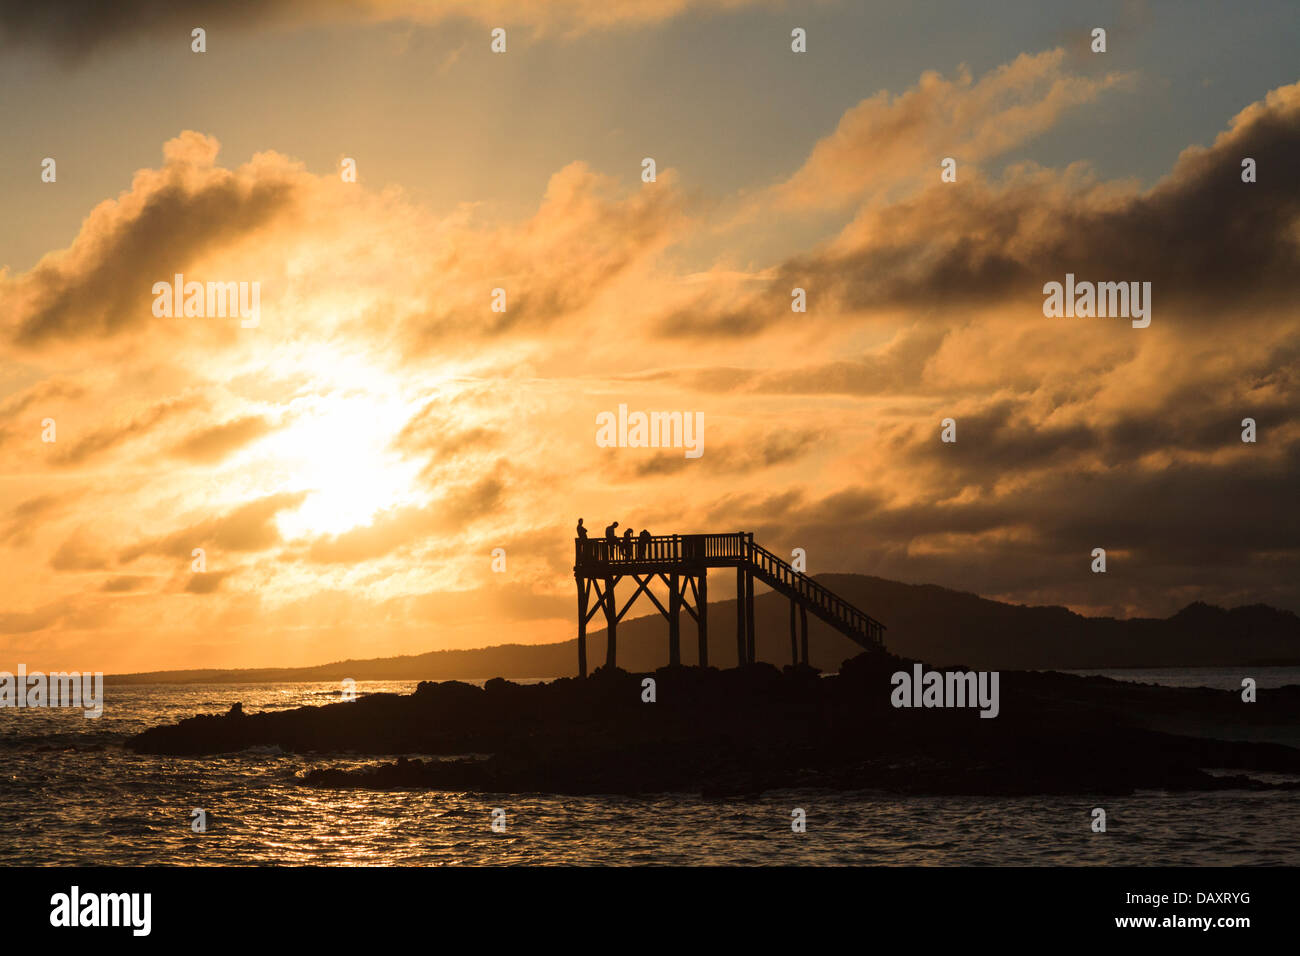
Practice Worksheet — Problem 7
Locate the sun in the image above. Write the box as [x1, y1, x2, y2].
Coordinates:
[271, 390, 425, 539]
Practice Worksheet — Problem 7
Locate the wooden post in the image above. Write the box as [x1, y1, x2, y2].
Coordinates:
[697, 571, 709, 667]
[745, 569, 756, 665]
[800, 604, 809, 666]
[604, 576, 617, 669]
[577, 577, 588, 678]
[668, 572, 681, 666]
[789, 596, 797, 666]
[735, 566, 747, 666]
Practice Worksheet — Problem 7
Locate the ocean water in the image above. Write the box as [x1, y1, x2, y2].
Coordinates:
[1061, 666, 1300, 690]
[1, 673, 1297, 866]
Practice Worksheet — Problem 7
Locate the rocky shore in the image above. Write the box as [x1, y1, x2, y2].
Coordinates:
[125, 653, 1300, 797]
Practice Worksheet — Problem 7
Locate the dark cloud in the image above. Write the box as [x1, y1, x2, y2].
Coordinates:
[50, 528, 110, 570]
[626, 427, 822, 477]
[391, 400, 501, 484]
[0, 378, 86, 416]
[4, 133, 299, 347]
[118, 490, 309, 563]
[0, 380, 87, 452]
[656, 81, 1300, 339]
[884, 334, 1300, 497]
[0, 1, 302, 60]
[0, 601, 65, 635]
[756, 327, 948, 396]
[52, 396, 202, 466]
[183, 570, 232, 594]
[100, 575, 150, 592]
[787, 84, 1300, 319]
[656, 303, 775, 339]
[170, 415, 276, 463]
[0, 492, 72, 545]
[727, 433, 1300, 617]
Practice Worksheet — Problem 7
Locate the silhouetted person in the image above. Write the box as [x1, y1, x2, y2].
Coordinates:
[622, 527, 634, 558]
[576, 518, 588, 558]
[605, 521, 619, 560]
[637, 528, 651, 559]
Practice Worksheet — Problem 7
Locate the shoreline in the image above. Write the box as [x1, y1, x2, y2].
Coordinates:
[125, 653, 1300, 798]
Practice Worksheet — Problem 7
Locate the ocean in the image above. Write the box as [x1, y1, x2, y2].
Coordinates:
[2, 670, 1298, 866]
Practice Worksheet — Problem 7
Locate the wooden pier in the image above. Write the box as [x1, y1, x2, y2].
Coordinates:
[572, 532, 885, 676]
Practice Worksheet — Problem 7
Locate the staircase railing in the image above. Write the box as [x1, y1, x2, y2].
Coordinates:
[746, 541, 885, 646]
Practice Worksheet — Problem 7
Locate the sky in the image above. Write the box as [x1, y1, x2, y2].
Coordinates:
[1, 0, 1297, 673]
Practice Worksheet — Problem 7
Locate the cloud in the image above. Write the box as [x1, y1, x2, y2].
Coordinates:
[2, 132, 301, 348]
[0, 492, 72, 546]
[658, 76, 1300, 344]
[785, 80, 1300, 319]
[101, 575, 150, 593]
[773, 49, 1134, 210]
[0, 601, 66, 635]
[390, 399, 502, 484]
[623, 426, 822, 477]
[657, 326, 951, 396]
[3, 48, 1298, 672]
[0, 0, 765, 59]
[50, 529, 110, 571]
[300, 471, 506, 564]
[170, 415, 277, 463]
[183, 570, 233, 594]
[52, 395, 203, 466]
[400, 161, 686, 350]
[118, 491, 309, 563]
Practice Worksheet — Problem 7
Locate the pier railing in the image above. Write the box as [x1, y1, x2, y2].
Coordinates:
[574, 531, 884, 647]
[576, 532, 747, 565]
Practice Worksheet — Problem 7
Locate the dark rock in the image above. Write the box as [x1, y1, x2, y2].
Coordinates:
[126, 651, 1300, 798]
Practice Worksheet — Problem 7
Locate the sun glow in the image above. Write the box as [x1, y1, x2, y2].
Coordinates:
[271, 390, 425, 539]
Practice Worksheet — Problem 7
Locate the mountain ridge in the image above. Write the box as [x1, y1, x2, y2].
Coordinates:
[106, 573, 1300, 683]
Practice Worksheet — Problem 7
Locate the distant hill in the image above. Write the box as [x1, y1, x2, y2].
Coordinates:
[108, 574, 1300, 684]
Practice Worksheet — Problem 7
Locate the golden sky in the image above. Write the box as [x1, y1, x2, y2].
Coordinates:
[1, 1, 1298, 672]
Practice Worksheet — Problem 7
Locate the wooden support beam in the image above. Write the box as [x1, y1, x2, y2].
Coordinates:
[604, 575, 617, 669]
[653, 572, 697, 622]
[697, 571, 708, 667]
[619, 574, 667, 622]
[745, 569, 756, 664]
[789, 596, 797, 666]
[584, 580, 605, 625]
[800, 604, 809, 666]
[668, 572, 681, 666]
[577, 577, 588, 678]
[735, 566, 746, 666]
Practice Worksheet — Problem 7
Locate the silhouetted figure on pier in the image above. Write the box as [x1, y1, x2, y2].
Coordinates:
[637, 528, 651, 559]
[576, 518, 588, 558]
[622, 527, 634, 558]
[604, 521, 619, 561]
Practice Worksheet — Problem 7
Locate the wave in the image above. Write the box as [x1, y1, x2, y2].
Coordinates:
[0, 731, 130, 750]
